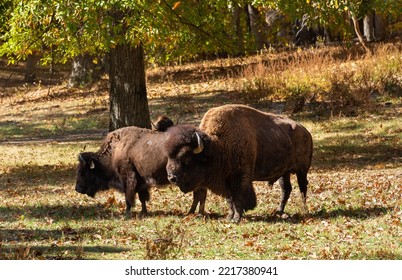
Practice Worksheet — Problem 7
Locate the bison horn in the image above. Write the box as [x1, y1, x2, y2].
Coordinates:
[90, 160, 95, 169]
[193, 132, 204, 154]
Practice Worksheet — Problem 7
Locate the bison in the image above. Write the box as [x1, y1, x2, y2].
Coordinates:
[151, 115, 174, 132]
[163, 104, 313, 223]
[75, 116, 207, 217]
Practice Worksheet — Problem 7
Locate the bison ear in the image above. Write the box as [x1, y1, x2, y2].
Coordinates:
[78, 153, 97, 169]
[78, 153, 86, 164]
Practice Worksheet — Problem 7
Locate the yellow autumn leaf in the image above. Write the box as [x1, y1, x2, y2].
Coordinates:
[172, 1, 181, 10]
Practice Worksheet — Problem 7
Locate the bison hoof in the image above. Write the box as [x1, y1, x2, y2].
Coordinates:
[138, 211, 148, 219]
[226, 213, 234, 221]
[275, 209, 290, 219]
[230, 214, 242, 223]
[275, 212, 289, 219]
[124, 211, 133, 219]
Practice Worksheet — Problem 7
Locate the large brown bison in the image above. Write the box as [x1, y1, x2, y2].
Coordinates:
[163, 104, 313, 223]
[75, 116, 207, 217]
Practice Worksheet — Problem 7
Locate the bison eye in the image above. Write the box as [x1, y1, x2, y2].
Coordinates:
[181, 155, 192, 166]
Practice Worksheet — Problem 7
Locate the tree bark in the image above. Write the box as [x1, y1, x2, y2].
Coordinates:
[68, 54, 95, 87]
[247, 4, 264, 50]
[363, 12, 375, 42]
[374, 12, 386, 41]
[24, 54, 39, 83]
[108, 42, 151, 131]
[231, 5, 244, 54]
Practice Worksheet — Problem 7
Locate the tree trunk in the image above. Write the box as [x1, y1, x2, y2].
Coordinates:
[24, 54, 39, 83]
[374, 12, 386, 41]
[247, 4, 264, 50]
[231, 5, 244, 54]
[108, 42, 151, 131]
[363, 12, 375, 42]
[68, 54, 95, 87]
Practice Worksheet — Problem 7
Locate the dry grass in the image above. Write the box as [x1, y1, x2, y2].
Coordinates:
[235, 43, 402, 113]
[0, 43, 401, 260]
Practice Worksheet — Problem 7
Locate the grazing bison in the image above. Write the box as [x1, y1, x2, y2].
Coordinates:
[75, 117, 207, 217]
[163, 104, 313, 223]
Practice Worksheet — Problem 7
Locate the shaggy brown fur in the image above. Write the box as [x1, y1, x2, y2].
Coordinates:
[163, 104, 313, 223]
[75, 117, 207, 217]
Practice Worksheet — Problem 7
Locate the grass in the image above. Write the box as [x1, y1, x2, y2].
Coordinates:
[0, 43, 401, 260]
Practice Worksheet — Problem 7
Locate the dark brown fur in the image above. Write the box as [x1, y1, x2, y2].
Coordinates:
[152, 115, 174, 132]
[163, 104, 313, 222]
[75, 118, 206, 216]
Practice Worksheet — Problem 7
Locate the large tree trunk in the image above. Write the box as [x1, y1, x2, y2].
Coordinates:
[108, 42, 151, 131]
[24, 54, 39, 83]
[68, 54, 95, 87]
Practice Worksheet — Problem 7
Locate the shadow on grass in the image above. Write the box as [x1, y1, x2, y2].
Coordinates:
[0, 226, 131, 259]
[0, 227, 99, 242]
[0, 244, 129, 260]
[137, 204, 393, 224]
[0, 201, 393, 226]
[313, 134, 401, 170]
[0, 204, 122, 221]
[0, 164, 77, 190]
[0, 113, 107, 143]
[246, 205, 392, 224]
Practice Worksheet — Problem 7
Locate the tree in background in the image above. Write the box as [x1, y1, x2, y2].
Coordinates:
[0, 0, 246, 130]
[1, 0, 401, 130]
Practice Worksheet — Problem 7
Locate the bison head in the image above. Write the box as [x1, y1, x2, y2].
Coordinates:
[163, 125, 210, 193]
[75, 152, 111, 197]
[152, 115, 174, 132]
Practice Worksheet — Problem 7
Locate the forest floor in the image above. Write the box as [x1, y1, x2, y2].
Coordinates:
[0, 44, 401, 260]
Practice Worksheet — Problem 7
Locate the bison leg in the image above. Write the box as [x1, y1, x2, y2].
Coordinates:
[137, 184, 150, 217]
[188, 188, 207, 215]
[225, 173, 256, 223]
[226, 197, 235, 221]
[124, 171, 137, 217]
[296, 170, 308, 212]
[231, 196, 244, 223]
[197, 188, 207, 215]
[278, 172, 292, 214]
[226, 192, 247, 223]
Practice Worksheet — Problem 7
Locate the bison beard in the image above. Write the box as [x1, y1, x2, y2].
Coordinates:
[164, 104, 313, 223]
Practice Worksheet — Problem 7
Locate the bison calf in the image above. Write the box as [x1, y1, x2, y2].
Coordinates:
[75, 116, 207, 217]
